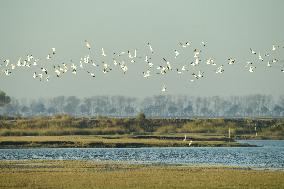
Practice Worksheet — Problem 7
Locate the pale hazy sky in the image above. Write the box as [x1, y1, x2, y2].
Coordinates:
[0, 0, 284, 99]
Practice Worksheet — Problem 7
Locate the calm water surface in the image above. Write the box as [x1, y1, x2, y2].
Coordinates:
[0, 140, 283, 169]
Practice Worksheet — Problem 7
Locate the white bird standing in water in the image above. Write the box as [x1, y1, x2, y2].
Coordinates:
[183, 134, 187, 141]
[188, 140, 193, 146]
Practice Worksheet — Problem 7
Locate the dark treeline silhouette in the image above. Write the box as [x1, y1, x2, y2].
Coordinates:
[0, 91, 11, 107]
[1, 94, 284, 118]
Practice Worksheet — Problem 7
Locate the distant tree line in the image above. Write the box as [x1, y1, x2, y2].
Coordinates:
[1, 94, 284, 118]
[0, 91, 11, 107]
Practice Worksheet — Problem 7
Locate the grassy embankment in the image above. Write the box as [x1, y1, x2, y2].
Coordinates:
[0, 115, 283, 148]
[0, 135, 251, 148]
[0, 160, 283, 189]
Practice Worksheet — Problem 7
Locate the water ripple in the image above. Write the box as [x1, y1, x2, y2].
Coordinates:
[0, 140, 283, 169]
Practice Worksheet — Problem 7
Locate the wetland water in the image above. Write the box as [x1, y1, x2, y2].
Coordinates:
[0, 140, 283, 169]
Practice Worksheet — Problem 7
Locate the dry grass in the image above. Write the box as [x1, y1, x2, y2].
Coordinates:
[0, 160, 283, 189]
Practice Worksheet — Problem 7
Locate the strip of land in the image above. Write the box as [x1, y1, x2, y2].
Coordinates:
[0, 115, 283, 148]
[0, 160, 283, 189]
[0, 135, 255, 148]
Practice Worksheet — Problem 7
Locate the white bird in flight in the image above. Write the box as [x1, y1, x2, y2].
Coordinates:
[174, 50, 180, 58]
[250, 48, 256, 54]
[245, 61, 253, 67]
[228, 58, 236, 65]
[147, 42, 154, 54]
[193, 49, 201, 58]
[249, 66, 256, 73]
[161, 85, 166, 92]
[179, 42, 187, 48]
[33, 72, 37, 79]
[1, 40, 283, 88]
[52, 48, 56, 55]
[41, 67, 47, 74]
[206, 58, 215, 65]
[258, 53, 263, 61]
[216, 65, 224, 74]
[143, 70, 151, 78]
[272, 45, 279, 51]
[85, 40, 91, 50]
[102, 48, 106, 57]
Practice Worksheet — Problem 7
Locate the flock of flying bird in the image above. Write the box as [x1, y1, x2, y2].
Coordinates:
[1, 41, 284, 92]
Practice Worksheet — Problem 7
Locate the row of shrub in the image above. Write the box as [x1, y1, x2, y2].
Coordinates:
[0, 114, 283, 137]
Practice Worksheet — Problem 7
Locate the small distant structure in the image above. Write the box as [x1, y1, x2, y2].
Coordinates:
[255, 126, 258, 137]
[228, 127, 231, 139]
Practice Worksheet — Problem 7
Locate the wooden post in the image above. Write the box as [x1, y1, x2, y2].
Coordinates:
[255, 126, 257, 137]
